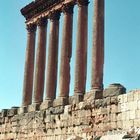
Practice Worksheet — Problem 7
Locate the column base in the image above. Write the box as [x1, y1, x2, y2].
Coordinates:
[69, 93, 84, 104]
[28, 103, 40, 112]
[40, 100, 53, 110]
[53, 97, 68, 107]
[18, 106, 28, 114]
[90, 88, 103, 99]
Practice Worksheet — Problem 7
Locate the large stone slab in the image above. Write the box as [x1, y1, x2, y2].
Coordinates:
[103, 83, 126, 98]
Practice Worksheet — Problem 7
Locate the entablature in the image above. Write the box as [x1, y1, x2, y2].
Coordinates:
[21, 0, 76, 25]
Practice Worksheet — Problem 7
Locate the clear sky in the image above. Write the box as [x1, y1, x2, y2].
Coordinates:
[0, 0, 140, 110]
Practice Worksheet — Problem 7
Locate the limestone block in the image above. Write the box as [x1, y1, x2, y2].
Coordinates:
[128, 101, 137, 111]
[53, 106, 64, 114]
[104, 84, 126, 98]
[100, 107, 108, 115]
[40, 100, 52, 110]
[120, 103, 129, 112]
[53, 97, 68, 107]
[45, 114, 51, 123]
[7, 108, 18, 117]
[117, 113, 122, 121]
[117, 121, 123, 129]
[123, 94, 128, 103]
[110, 96, 118, 105]
[18, 106, 27, 114]
[69, 95, 83, 105]
[134, 91, 139, 101]
[110, 122, 117, 130]
[78, 102, 85, 110]
[122, 120, 134, 130]
[28, 104, 40, 112]
[136, 110, 140, 119]
[127, 92, 134, 102]
[95, 99, 103, 109]
[102, 97, 111, 107]
[67, 135, 83, 140]
[134, 119, 140, 127]
[64, 105, 72, 115]
[110, 104, 118, 113]
[61, 114, 69, 121]
[110, 113, 117, 122]
[129, 110, 136, 119]
[121, 112, 128, 121]
[137, 100, 140, 110]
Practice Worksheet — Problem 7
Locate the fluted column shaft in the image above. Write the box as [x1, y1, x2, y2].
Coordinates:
[46, 11, 60, 100]
[74, 0, 89, 95]
[91, 0, 104, 91]
[22, 24, 36, 106]
[33, 18, 47, 103]
[59, 4, 74, 98]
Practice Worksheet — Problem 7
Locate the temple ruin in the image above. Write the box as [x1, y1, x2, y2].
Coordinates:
[0, 0, 140, 139]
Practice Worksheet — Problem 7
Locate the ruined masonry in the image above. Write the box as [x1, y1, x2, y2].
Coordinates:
[0, 0, 140, 140]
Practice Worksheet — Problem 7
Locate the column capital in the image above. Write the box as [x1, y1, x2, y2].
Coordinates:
[62, 3, 74, 15]
[77, 0, 89, 6]
[37, 17, 48, 27]
[48, 10, 61, 21]
[26, 23, 37, 33]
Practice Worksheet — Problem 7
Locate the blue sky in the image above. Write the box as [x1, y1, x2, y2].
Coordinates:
[0, 0, 140, 109]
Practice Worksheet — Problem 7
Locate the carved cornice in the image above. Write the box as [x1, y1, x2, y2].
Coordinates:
[48, 10, 61, 21]
[62, 3, 74, 14]
[77, 0, 89, 6]
[26, 24, 37, 32]
[21, 0, 64, 20]
[37, 17, 48, 26]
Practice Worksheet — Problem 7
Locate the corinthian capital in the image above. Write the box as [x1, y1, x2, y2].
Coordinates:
[37, 17, 48, 26]
[77, 0, 89, 6]
[48, 10, 61, 21]
[26, 23, 37, 32]
[62, 3, 74, 15]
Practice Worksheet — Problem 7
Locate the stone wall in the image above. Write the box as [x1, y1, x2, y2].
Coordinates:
[0, 84, 140, 140]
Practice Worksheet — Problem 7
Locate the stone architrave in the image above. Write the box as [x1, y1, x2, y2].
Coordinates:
[74, 0, 89, 95]
[59, 3, 74, 98]
[91, 0, 104, 95]
[22, 24, 36, 107]
[33, 17, 47, 104]
[45, 11, 60, 100]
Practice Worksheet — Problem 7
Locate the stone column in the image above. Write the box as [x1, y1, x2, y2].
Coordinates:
[22, 24, 36, 107]
[33, 17, 47, 104]
[45, 11, 60, 101]
[59, 4, 74, 98]
[91, 0, 104, 98]
[74, 0, 89, 96]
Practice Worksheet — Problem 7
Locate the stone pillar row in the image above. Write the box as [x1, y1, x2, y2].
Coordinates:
[22, 0, 104, 107]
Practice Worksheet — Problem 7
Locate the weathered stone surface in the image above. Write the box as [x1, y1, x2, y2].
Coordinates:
[53, 97, 68, 107]
[1, 90, 140, 139]
[69, 94, 84, 104]
[103, 84, 126, 98]
[7, 107, 18, 117]
[18, 106, 28, 114]
[1, 109, 8, 117]
[40, 100, 53, 110]
[28, 103, 40, 112]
